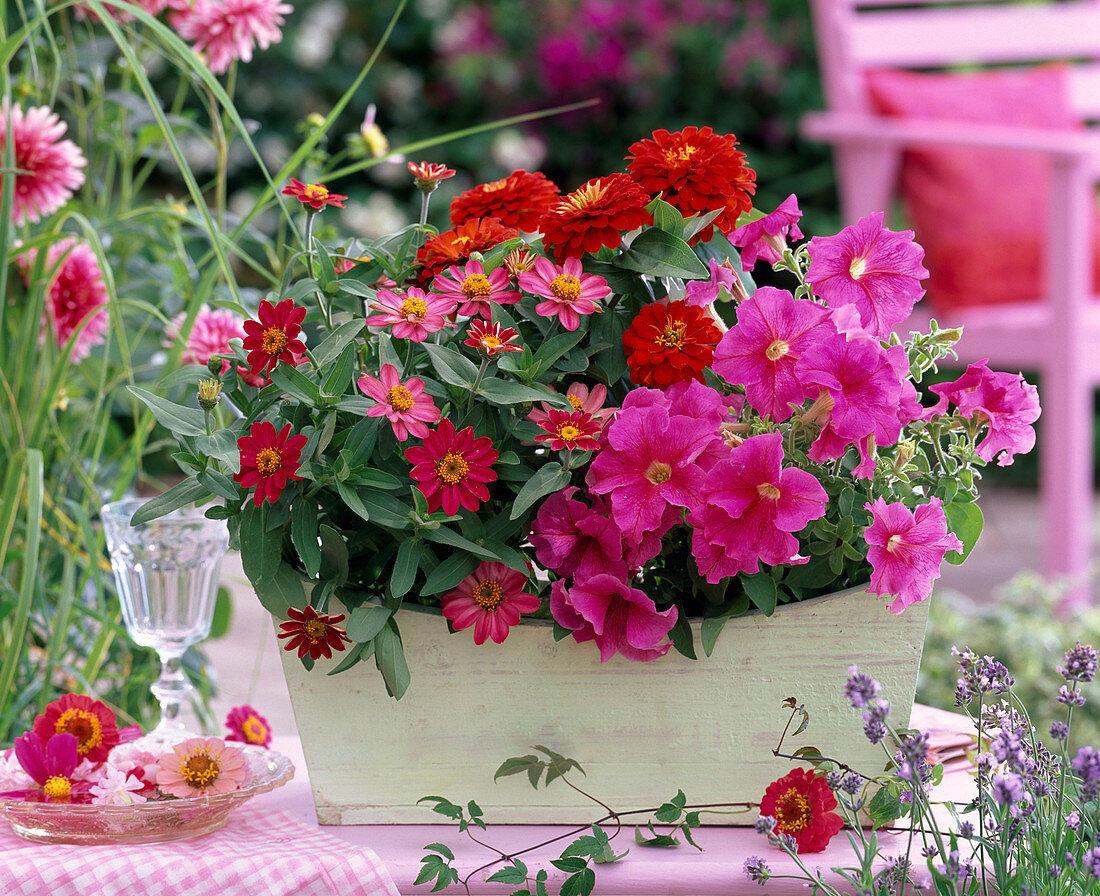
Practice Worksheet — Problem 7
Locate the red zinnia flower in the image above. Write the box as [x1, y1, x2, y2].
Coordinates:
[404, 419, 499, 516]
[449, 169, 561, 232]
[538, 173, 652, 262]
[277, 605, 351, 661]
[627, 126, 756, 243]
[464, 320, 523, 358]
[535, 409, 602, 452]
[408, 160, 457, 193]
[441, 561, 541, 645]
[622, 300, 723, 387]
[224, 704, 272, 748]
[281, 178, 348, 211]
[234, 421, 308, 506]
[759, 768, 844, 854]
[2, 103, 86, 226]
[32, 693, 120, 764]
[415, 217, 519, 287]
[242, 298, 307, 377]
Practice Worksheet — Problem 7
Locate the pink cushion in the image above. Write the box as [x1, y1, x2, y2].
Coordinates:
[865, 65, 1100, 311]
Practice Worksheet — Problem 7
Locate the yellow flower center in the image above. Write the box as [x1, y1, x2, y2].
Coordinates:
[664, 143, 697, 166]
[757, 482, 782, 501]
[849, 255, 868, 280]
[304, 619, 328, 642]
[179, 748, 221, 789]
[400, 296, 429, 318]
[55, 708, 103, 755]
[567, 394, 584, 411]
[473, 580, 504, 611]
[550, 274, 582, 302]
[451, 235, 472, 250]
[557, 423, 582, 443]
[255, 447, 283, 476]
[437, 452, 469, 485]
[481, 335, 502, 350]
[655, 323, 687, 349]
[304, 184, 329, 201]
[886, 534, 904, 554]
[261, 327, 288, 356]
[241, 716, 269, 745]
[387, 384, 415, 412]
[645, 460, 673, 485]
[43, 776, 72, 801]
[775, 787, 812, 833]
[765, 339, 790, 362]
[462, 274, 494, 298]
[565, 180, 609, 210]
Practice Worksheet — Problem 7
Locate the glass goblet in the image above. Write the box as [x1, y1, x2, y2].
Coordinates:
[101, 499, 229, 740]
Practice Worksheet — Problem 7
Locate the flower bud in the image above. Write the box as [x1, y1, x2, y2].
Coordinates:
[197, 378, 223, 411]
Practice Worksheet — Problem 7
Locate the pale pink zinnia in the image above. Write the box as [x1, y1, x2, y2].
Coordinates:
[2, 103, 86, 226]
[357, 363, 440, 441]
[19, 239, 108, 361]
[729, 193, 805, 269]
[365, 287, 456, 341]
[175, 0, 294, 75]
[154, 736, 248, 798]
[517, 256, 610, 331]
[431, 259, 520, 320]
[441, 561, 541, 645]
[864, 497, 963, 614]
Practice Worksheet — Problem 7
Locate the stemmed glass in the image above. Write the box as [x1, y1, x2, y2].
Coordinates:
[101, 499, 229, 740]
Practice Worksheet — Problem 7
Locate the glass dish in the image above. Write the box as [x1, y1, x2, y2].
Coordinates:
[0, 745, 294, 845]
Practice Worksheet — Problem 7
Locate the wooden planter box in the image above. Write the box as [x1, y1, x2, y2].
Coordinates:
[278, 585, 930, 825]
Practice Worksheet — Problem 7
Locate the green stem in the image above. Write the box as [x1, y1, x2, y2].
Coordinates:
[464, 357, 490, 416]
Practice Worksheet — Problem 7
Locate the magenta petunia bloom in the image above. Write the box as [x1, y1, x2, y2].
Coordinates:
[365, 287, 456, 342]
[616, 381, 734, 473]
[175, 0, 293, 75]
[864, 497, 963, 613]
[18, 239, 108, 362]
[441, 561, 541, 645]
[729, 193, 804, 269]
[431, 259, 521, 320]
[404, 419, 498, 515]
[529, 488, 629, 581]
[517, 256, 610, 331]
[712, 286, 832, 421]
[806, 212, 928, 338]
[2, 103, 86, 226]
[684, 258, 738, 307]
[358, 363, 441, 441]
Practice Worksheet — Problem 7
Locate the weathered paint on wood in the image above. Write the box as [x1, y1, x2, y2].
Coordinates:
[278, 585, 930, 825]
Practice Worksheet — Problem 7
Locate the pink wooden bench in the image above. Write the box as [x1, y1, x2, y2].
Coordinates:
[802, 0, 1100, 606]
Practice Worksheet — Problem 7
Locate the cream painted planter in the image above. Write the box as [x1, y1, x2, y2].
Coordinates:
[278, 584, 930, 825]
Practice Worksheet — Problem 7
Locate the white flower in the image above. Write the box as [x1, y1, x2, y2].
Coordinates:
[0, 748, 33, 791]
[89, 767, 147, 806]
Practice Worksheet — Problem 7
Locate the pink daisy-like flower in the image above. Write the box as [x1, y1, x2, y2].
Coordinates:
[864, 497, 963, 613]
[153, 736, 248, 799]
[684, 258, 738, 307]
[357, 363, 440, 441]
[224, 705, 272, 748]
[528, 382, 615, 431]
[11, 731, 87, 803]
[431, 259, 521, 320]
[365, 287, 456, 342]
[175, 0, 293, 76]
[517, 256, 610, 331]
[712, 286, 833, 422]
[535, 408, 602, 452]
[2, 103, 86, 226]
[404, 419, 499, 515]
[730, 194, 805, 269]
[441, 561, 541, 645]
[806, 212, 929, 339]
[464, 320, 523, 358]
[18, 239, 108, 361]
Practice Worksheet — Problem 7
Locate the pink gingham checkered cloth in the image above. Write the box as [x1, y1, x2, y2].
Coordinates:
[0, 807, 400, 896]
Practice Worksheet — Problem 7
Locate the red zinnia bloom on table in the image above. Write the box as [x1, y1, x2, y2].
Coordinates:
[759, 768, 844, 854]
[431, 259, 521, 320]
[281, 178, 348, 211]
[517, 256, 611, 331]
[408, 161, 457, 192]
[464, 320, 523, 358]
[449, 169, 561, 232]
[441, 561, 541, 645]
[224, 705, 272, 748]
[365, 287, 456, 342]
[357, 363, 441, 441]
[535, 409, 602, 452]
[18, 239, 108, 362]
[622, 300, 723, 387]
[32, 693, 120, 765]
[174, 0, 292, 75]
[626, 126, 756, 243]
[404, 419, 499, 516]
[2, 103, 86, 227]
[415, 217, 519, 287]
[277, 605, 351, 661]
[538, 173, 652, 262]
[242, 298, 307, 377]
[234, 421, 308, 506]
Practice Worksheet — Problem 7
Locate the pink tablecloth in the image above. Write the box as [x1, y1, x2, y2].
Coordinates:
[0, 806, 399, 896]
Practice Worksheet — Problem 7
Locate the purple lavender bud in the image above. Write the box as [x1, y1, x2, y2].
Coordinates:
[922, 845, 938, 858]
[841, 772, 862, 795]
[991, 773, 1024, 806]
[753, 815, 775, 835]
[778, 833, 799, 853]
[958, 821, 974, 839]
[1072, 746, 1100, 800]
[1058, 685, 1086, 707]
[1088, 846, 1100, 879]
[1059, 642, 1098, 684]
[1066, 811, 1081, 831]
[864, 716, 887, 745]
[844, 666, 880, 710]
[825, 770, 844, 792]
[743, 856, 770, 885]
[1050, 721, 1069, 742]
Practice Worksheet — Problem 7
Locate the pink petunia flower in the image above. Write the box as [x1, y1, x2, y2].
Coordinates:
[154, 736, 248, 798]
[365, 287, 456, 342]
[517, 256, 610, 331]
[18, 239, 108, 361]
[684, 258, 738, 307]
[357, 363, 441, 441]
[864, 497, 963, 613]
[2, 103, 86, 226]
[175, 0, 293, 75]
[431, 259, 521, 320]
[441, 561, 541, 645]
[729, 193, 805, 269]
[806, 212, 928, 339]
[712, 286, 832, 421]
[529, 488, 630, 581]
[163, 304, 266, 386]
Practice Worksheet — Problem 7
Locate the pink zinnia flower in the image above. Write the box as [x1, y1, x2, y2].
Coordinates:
[175, 0, 293, 75]
[357, 363, 440, 441]
[712, 286, 832, 421]
[2, 103, 86, 226]
[684, 258, 738, 307]
[529, 488, 630, 581]
[19, 239, 108, 361]
[432, 259, 521, 320]
[517, 256, 610, 331]
[404, 419, 498, 515]
[441, 561, 541, 645]
[730, 193, 804, 269]
[154, 736, 248, 798]
[528, 381, 615, 430]
[864, 497, 963, 613]
[224, 705, 272, 748]
[806, 212, 928, 339]
[365, 287, 456, 342]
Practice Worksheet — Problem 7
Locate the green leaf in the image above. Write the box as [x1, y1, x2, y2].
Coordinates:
[127, 386, 208, 437]
[319, 525, 350, 587]
[487, 861, 529, 885]
[667, 613, 697, 660]
[335, 480, 374, 523]
[421, 525, 500, 561]
[313, 318, 365, 367]
[494, 754, 543, 788]
[210, 586, 232, 639]
[239, 503, 283, 588]
[560, 870, 596, 896]
[944, 500, 983, 565]
[615, 228, 709, 279]
[417, 796, 464, 820]
[130, 479, 213, 525]
[742, 572, 777, 616]
[645, 198, 685, 237]
[478, 378, 570, 408]
[867, 783, 905, 829]
[195, 429, 241, 470]
[390, 538, 422, 599]
[535, 744, 584, 786]
[359, 493, 414, 529]
[422, 551, 480, 595]
[374, 618, 410, 699]
[509, 463, 571, 520]
[425, 842, 455, 861]
[634, 825, 679, 848]
[550, 858, 589, 874]
[252, 564, 305, 616]
[529, 329, 587, 378]
[346, 605, 392, 642]
[350, 467, 405, 491]
[321, 342, 358, 398]
[269, 362, 322, 407]
[423, 342, 480, 388]
[327, 640, 370, 675]
[291, 499, 322, 578]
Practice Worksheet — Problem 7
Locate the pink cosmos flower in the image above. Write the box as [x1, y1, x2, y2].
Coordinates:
[154, 736, 248, 798]
[163, 304, 266, 386]
[2, 103, 86, 226]
[10, 732, 90, 803]
[712, 286, 832, 421]
[175, 0, 293, 75]
[517, 256, 610, 331]
[357, 363, 440, 441]
[365, 287, 456, 341]
[806, 212, 928, 339]
[550, 574, 676, 663]
[529, 488, 630, 581]
[729, 193, 804, 269]
[18, 239, 108, 361]
[864, 497, 963, 613]
[441, 561, 541, 645]
[927, 361, 1041, 466]
[431, 259, 521, 320]
[684, 258, 738, 307]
